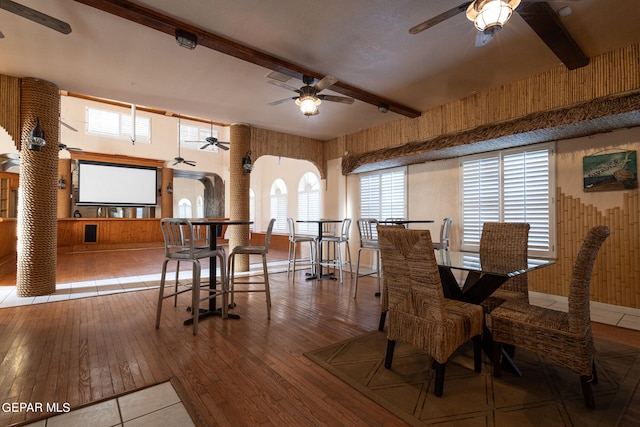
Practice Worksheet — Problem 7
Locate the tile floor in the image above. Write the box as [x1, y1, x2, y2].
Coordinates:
[21, 381, 194, 427]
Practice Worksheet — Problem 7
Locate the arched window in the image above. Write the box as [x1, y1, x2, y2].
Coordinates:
[297, 172, 320, 234]
[270, 179, 288, 232]
[196, 195, 204, 218]
[249, 188, 256, 231]
[178, 198, 192, 218]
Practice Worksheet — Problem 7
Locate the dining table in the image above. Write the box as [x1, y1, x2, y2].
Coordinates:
[378, 219, 435, 226]
[435, 248, 555, 375]
[296, 219, 343, 280]
[185, 219, 252, 323]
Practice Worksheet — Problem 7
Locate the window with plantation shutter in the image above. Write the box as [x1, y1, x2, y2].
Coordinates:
[461, 143, 555, 257]
[86, 107, 150, 143]
[297, 172, 320, 234]
[360, 167, 406, 237]
[179, 123, 220, 152]
[270, 179, 288, 233]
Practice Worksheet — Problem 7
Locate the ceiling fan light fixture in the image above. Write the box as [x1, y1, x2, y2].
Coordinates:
[296, 95, 321, 116]
[175, 29, 198, 50]
[466, 0, 520, 33]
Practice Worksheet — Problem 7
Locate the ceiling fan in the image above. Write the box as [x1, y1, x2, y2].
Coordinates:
[268, 75, 354, 116]
[173, 117, 196, 167]
[0, 153, 19, 171]
[185, 122, 230, 151]
[409, 0, 588, 69]
[0, 0, 72, 34]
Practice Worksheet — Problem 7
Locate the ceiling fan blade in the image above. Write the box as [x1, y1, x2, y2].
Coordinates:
[517, 1, 588, 70]
[0, 0, 72, 34]
[267, 79, 301, 93]
[60, 119, 78, 132]
[1, 159, 19, 171]
[318, 94, 355, 104]
[184, 160, 197, 166]
[314, 75, 338, 92]
[200, 143, 211, 150]
[267, 97, 295, 106]
[215, 143, 230, 151]
[409, 2, 471, 35]
[475, 30, 496, 47]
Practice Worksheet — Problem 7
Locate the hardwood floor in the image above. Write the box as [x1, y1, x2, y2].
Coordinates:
[0, 248, 406, 426]
[1, 247, 639, 426]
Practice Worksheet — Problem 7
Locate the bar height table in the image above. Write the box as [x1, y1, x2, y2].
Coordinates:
[185, 219, 252, 323]
[297, 219, 343, 280]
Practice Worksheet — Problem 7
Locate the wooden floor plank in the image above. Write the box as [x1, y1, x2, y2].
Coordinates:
[0, 247, 637, 426]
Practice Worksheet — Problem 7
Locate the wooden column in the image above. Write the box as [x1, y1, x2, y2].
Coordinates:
[229, 123, 251, 271]
[161, 167, 173, 218]
[57, 158, 72, 218]
[17, 78, 59, 296]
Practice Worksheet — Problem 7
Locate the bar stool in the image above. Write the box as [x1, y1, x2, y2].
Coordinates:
[432, 217, 453, 250]
[286, 217, 316, 283]
[156, 218, 227, 335]
[319, 218, 353, 283]
[353, 218, 381, 298]
[227, 218, 276, 319]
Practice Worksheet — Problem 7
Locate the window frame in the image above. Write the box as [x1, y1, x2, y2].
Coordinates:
[359, 166, 407, 222]
[459, 142, 556, 257]
[85, 106, 151, 143]
[297, 172, 321, 234]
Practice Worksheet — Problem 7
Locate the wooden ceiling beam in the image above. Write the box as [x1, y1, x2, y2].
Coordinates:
[517, 2, 589, 70]
[73, 0, 421, 118]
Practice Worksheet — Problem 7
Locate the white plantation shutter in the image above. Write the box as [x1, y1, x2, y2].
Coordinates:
[297, 173, 320, 234]
[461, 143, 555, 256]
[86, 107, 150, 143]
[462, 156, 500, 247]
[360, 167, 406, 222]
[503, 149, 551, 253]
[270, 179, 288, 233]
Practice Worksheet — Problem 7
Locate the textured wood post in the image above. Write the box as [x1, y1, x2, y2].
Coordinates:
[57, 158, 72, 218]
[161, 167, 173, 218]
[17, 78, 59, 296]
[229, 123, 251, 271]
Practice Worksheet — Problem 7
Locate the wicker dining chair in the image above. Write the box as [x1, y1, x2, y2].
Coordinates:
[490, 225, 610, 409]
[479, 222, 531, 315]
[376, 224, 407, 331]
[378, 227, 483, 397]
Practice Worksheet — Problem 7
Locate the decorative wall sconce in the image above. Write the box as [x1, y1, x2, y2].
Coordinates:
[166, 183, 173, 194]
[242, 151, 254, 173]
[58, 177, 66, 189]
[25, 117, 46, 151]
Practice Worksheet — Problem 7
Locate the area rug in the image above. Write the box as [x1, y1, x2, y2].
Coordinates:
[305, 330, 640, 426]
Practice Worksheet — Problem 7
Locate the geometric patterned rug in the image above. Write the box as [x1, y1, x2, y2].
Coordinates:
[305, 330, 640, 426]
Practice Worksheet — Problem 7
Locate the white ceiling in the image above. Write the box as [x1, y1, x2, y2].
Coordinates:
[1, 0, 639, 141]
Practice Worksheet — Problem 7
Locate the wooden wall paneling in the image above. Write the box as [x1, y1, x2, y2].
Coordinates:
[529, 189, 639, 309]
